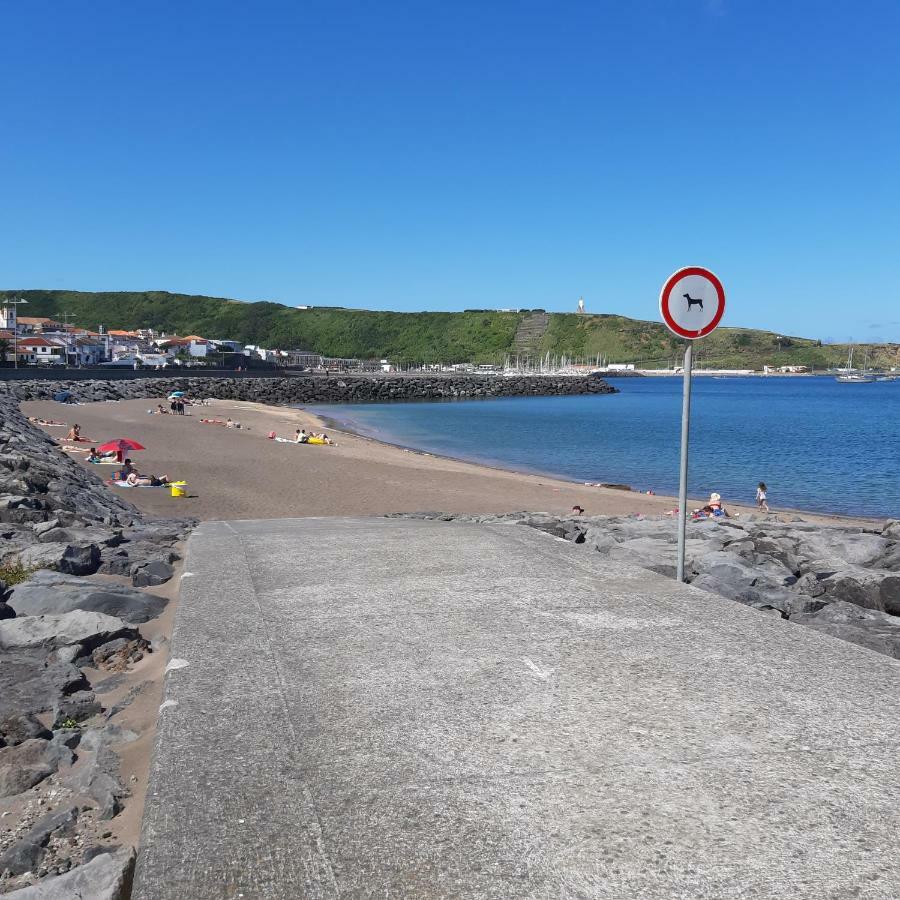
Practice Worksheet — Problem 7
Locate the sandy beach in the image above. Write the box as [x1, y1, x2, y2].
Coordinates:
[22, 397, 869, 526]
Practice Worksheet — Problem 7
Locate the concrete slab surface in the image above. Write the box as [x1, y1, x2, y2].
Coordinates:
[134, 518, 900, 899]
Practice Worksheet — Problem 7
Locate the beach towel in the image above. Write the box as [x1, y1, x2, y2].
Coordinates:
[112, 480, 167, 488]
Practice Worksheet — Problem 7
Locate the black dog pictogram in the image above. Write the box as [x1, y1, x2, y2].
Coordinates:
[683, 293, 703, 311]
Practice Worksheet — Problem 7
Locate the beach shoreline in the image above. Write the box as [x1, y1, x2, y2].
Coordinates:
[311, 405, 878, 527]
[20, 396, 879, 528]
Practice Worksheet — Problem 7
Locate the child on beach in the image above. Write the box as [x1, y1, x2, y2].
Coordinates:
[756, 482, 769, 512]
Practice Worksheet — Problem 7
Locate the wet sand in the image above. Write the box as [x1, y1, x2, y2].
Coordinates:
[22, 398, 870, 527]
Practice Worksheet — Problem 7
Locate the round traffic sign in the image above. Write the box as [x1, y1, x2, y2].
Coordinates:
[659, 266, 725, 339]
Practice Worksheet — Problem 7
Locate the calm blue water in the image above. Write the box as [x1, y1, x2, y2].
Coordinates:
[312, 378, 900, 518]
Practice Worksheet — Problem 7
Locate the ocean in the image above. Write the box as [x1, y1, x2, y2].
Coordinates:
[312, 377, 900, 519]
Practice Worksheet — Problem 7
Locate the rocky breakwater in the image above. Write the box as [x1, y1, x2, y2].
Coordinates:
[390, 512, 900, 660]
[2, 372, 617, 405]
[0, 393, 193, 896]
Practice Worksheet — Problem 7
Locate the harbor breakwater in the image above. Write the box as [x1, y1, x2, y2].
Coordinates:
[0, 373, 617, 405]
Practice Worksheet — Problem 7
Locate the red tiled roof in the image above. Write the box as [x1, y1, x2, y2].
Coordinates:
[17, 337, 64, 348]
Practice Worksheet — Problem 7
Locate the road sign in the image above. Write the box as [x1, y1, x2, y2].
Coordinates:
[659, 266, 726, 582]
[659, 266, 726, 340]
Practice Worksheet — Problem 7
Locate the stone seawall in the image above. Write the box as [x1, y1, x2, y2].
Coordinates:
[0, 373, 616, 405]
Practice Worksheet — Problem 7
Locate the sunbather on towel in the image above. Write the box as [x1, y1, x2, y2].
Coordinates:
[126, 472, 170, 487]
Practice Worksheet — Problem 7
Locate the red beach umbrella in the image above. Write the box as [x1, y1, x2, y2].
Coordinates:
[96, 438, 146, 454]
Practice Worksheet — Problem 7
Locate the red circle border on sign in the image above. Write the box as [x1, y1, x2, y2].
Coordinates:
[659, 266, 726, 339]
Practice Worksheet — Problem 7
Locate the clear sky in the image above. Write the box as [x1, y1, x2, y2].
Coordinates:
[2, 1, 898, 342]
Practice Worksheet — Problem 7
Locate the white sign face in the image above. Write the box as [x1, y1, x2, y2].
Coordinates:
[659, 267, 726, 339]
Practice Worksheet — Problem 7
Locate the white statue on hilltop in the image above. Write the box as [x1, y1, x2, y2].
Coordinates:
[577, 296, 585, 314]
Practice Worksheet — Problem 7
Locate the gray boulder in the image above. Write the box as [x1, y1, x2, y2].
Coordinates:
[819, 570, 900, 614]
[0, 804, 78, 876]
[130, 559, 174, 587]
[0, 847, 135, 899]
[607, 537, 677, 578]
[0, 738, 72, 798]
[52, 691, 101, 727]
[0, 611, 137, 652]
[64, 746, 127, 819]
[36, 526, 121, 547]
[8, 571, 168, 624]
[792, 601, 900, 659]
[14, 542, 101, 576]
[0, 652, 88, 719]
[0, 713, 52, 747]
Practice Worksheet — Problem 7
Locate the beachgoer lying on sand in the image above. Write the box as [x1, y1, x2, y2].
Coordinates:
[200, 418, 226, 425]
[29, 417, 66, 426]
[125, 472, 169, 487]
[309, 432, 333, 444]
[62, 445, 91, 453]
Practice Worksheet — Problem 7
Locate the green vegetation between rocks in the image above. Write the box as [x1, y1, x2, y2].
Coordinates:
[0, 562, 35, 586]
[3, 289, 898, 370]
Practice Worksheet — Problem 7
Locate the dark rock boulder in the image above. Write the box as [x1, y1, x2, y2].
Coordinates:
[0, 610, 138, 653]
[0, 712, 53, 747]
[0, 651, 88, 719]
[0, 738, 73, 798]
[8, 571, 168, 624]
[0, 804, 78, 876]
[792, 601, 900, 659]
[0, 847, 136, 899]
[52, 690, 102, 727]
[64, 745, 128, 819]
[14, 542, 101, 576]
[131, 559, 175, 586]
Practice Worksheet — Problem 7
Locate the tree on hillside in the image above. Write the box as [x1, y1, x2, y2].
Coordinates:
[0, 337, 12, 365]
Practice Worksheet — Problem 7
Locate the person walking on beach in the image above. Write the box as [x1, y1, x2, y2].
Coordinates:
[756, 482, 770, 512]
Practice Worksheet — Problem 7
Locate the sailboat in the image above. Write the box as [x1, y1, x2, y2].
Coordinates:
[836, 346, 875, 383]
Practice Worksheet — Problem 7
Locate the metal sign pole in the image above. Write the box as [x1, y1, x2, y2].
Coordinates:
[676, 341, 693, 582]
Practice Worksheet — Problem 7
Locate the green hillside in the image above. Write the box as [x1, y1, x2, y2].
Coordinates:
[3, 289, 898, 370]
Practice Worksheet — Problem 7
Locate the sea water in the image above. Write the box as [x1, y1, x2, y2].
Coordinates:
[313, 377, 900, 518]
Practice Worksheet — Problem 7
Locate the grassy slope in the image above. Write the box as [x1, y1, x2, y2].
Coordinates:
[4, 289, 898, 369]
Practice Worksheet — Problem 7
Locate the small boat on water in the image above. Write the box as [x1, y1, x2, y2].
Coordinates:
[837, 373, 876, 383]
[836, 347, 875, 383]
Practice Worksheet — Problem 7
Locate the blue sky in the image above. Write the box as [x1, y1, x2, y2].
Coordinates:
[2, 1, 898, 341]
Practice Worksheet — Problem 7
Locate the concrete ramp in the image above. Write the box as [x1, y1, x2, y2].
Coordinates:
[134, 518, 900, 898]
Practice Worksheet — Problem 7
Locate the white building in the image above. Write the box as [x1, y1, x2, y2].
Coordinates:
[17, 336, 66, 365]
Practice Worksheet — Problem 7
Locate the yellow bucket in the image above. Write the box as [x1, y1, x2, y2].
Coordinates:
[170, 481, 187, 498]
